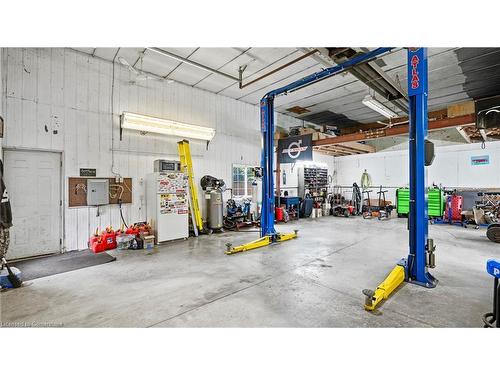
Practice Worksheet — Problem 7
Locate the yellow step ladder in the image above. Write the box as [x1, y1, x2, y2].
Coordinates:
[178, 140, 204, 235]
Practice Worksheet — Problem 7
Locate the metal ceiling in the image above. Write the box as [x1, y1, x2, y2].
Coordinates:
[73, 47, 500, 128]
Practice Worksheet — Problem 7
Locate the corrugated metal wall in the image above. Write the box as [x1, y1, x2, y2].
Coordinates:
[1, 48, 261, 251]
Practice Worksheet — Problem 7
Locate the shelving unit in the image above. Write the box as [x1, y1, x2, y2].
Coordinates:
[298, 167, 328, 198]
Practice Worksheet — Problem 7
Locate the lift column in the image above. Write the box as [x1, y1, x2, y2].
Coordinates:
[406, 47, 437, 287]
[260, 95, 277, 237]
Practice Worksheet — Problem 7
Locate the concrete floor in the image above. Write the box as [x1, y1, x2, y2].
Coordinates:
[1, 216, 498, 327]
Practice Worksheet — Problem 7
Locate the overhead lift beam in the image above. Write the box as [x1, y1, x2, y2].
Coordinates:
[226, 48, 394, 255]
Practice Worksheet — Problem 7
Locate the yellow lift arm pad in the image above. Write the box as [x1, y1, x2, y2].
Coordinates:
[363, 264, 405, 311]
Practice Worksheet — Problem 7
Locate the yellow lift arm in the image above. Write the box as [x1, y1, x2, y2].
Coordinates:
[363, 264, 405, 311]
[178, 140, 204, 234]
[225, 230, 298, 255]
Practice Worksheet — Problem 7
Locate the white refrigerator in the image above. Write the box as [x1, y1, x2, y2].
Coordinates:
[146, 172, 189, 243]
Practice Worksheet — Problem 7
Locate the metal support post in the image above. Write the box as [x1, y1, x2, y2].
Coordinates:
[363, 48, 438, 311]
[260, 96, 277, 237]
[405, 48, 437, 288]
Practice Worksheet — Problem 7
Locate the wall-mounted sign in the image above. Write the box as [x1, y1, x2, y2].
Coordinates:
[80, 168, 97, 177]
[277, 134, 313, 164]
[471, 155, 489, 166]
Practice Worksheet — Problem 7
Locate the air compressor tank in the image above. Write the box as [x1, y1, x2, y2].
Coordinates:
[251, 179, 262, 219]
[208, 190, 223, 230]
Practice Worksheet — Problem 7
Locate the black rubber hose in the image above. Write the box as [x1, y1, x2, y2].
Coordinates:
[119, 201, 129, 228]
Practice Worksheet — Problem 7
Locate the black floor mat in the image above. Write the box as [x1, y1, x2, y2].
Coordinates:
[10, 250, 116, 281]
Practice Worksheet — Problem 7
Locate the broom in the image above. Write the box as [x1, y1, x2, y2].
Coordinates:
[1, 257, 22, 288]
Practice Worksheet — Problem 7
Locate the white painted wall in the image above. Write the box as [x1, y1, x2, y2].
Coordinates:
[1, 48, 262, 251]
[334, 141, 500, 203]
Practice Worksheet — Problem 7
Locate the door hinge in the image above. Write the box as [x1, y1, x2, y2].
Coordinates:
[60, 199, 62, 206]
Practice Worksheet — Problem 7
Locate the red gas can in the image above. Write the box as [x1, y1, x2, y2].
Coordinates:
[125, 226, 140, 236]
[90, 235, 106, 253]
[101, 227, 117, 250]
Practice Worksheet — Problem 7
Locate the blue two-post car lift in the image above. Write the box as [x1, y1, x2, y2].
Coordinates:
[225, 47, 438, 310]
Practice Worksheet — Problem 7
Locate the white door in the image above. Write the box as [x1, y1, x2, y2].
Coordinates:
[3, 150, 61, 260]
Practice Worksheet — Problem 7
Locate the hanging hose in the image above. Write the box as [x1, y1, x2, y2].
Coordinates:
[119, 200, 129, 228]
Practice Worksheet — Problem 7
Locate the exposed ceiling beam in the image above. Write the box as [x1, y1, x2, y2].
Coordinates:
[339, 109, 449, 135]
[334, 142, 375, 153]
[456, 127, 472, 143]
[313, 114, 476, 146]
[314, 146, 351, 156]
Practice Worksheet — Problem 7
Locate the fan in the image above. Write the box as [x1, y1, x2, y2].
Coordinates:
[117, 56, 173, 85]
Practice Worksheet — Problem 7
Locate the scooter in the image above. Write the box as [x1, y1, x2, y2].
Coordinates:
[376, 185, 394, 220]
[362, 189, 374, 219]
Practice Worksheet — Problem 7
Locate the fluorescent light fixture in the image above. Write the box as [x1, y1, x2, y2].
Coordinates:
[362, 95, 398, 119]
[121, 112, 215, 141]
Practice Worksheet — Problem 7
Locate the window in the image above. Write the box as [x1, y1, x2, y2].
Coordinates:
[232, 164, 256, 197]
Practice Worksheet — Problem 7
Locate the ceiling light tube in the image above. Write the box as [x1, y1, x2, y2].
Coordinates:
[362, 95, 398, 119]
[121, 112, 215, 141]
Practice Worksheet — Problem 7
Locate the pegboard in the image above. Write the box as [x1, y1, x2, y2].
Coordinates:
[68, 177, 133, 207]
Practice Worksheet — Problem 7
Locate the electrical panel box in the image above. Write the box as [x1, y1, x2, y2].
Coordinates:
[87, 179, 110, 206]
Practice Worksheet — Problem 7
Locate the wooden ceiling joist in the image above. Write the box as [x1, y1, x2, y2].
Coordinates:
[314, 145, 358, 156]
[313, 113, 476, 147]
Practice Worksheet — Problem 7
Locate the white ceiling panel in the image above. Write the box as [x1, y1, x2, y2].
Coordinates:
[194, 74, 237, 93]
[276, 79, 368, 113]
[188, 48, 246, 88]
[241, 63, 323, 105]
[156, 47, 199, 58]
[93, 48, 119, 61]
[237, 48, 298, 77]
[168, 63, 215, 86]
[139, 51, 184, 77]
[191, 48, 244, 71]
[73, 47, 95, 55]
[274, 73, 360, 111]
[216, 48, 299, 96]
[116, 48, 146, 65]
[221, 52, 320, 101]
